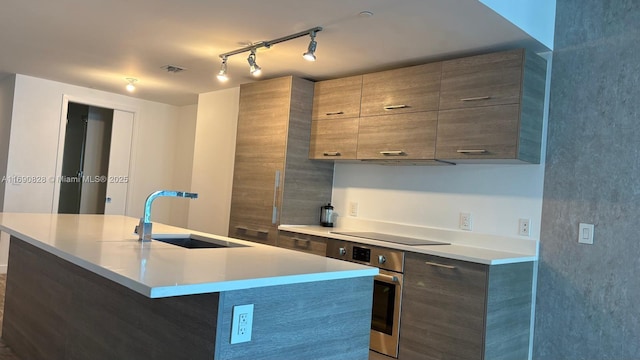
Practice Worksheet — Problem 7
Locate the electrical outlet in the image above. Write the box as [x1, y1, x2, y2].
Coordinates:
[231, 304, 254, 344]
[518, 218, 531, 236]
[349, 202, 359, 217]
[459, 213, 472, 231]
[578, 223, 594, 244]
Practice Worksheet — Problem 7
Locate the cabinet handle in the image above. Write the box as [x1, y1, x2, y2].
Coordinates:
[323, 151, 341, 157]
[376, 274, 399, 283]
[235, 226, 269, 237]
[460, 96, 491, 102]
[325, 111, 345, 116]
[380, 150, 405, 156]
[272, 170, 281, 224]
[293, 238, 311, 248]
[383, 104, 409, 110]
[424, 261, 456, 269]
[456, 149, 487, 154]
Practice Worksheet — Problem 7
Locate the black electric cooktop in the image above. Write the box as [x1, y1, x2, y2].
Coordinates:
[330, 231, 450, 246]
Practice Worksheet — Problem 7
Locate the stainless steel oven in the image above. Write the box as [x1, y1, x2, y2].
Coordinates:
[326, 239, 404, 358]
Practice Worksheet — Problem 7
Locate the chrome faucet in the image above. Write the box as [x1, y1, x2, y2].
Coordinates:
[136, 190, 198, 242]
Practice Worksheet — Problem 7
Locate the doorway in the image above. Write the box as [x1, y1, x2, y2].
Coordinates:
[58, 102, 113, 214]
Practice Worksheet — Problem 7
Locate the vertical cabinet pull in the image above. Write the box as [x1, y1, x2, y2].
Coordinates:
[272, 170, 281, 224]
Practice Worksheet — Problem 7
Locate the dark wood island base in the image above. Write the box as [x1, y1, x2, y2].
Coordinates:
[3, 236, 373, 360]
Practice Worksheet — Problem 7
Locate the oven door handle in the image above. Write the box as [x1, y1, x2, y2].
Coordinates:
[376, 273, 399, 283]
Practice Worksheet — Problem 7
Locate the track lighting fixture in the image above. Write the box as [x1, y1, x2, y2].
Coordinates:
[216, 56, 229, 81]
[216, 26, 322, 81]
[247, 49, 262, 76]
[303, 31, 317, 61]
[125, 78, 137, 92]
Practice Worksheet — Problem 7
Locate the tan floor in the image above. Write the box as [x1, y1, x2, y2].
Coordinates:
[0, 274, 20, 360]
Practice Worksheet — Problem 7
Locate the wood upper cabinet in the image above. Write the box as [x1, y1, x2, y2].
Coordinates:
[399, 252, 534, 360]
[356, 112, 438, 160]
[360, 62, 442, 117]
[436, 49, 547, 163]
[312, 76, 362, 120]
[229, 76, 333, 246]
[309, 76, 362, 160]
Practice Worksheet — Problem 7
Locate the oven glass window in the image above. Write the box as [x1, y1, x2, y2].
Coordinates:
[371, 279, 396, 335]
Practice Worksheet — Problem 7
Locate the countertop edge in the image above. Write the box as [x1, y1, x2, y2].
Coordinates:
[278, 225, 538, 265]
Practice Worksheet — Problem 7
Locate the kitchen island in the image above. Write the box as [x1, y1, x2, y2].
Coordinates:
[0, 213, 378, 360]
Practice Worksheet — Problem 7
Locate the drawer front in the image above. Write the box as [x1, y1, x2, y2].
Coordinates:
[277, 231, 327, 256]
[312, 76, 363, 120]
[357, 112, 437, 160]
[439, 49, 524, 110]
[361, 62, 441, 117]
[435, 104, 520, 161]
[309, 118, 359, 160]
[229, 220, 277, 246]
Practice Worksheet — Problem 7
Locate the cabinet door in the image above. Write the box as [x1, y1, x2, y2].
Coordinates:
[439, 49, 523, 110]
[360, 62, 441, 117]
[435, 104, 520, 161]
[399, 253, 487, 360]
[228, 161, 282, 246]
[312, 76, 362, 120]
[309, 117, 359, 160]
[357, 112, 437, 160]
[229, 78, 292, 246]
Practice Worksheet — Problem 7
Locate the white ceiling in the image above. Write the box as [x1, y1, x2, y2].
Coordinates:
[0, 0, 547, 106]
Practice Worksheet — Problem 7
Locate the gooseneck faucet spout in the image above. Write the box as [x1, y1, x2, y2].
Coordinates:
[136, 190, 198, 242]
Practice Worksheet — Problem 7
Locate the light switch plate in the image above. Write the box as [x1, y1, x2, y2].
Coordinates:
[578, 223, 594, 244]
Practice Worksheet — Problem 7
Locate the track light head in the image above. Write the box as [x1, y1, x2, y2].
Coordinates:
[216, 56, 229, 81]
[247, 49, 262, 76]
[303, 31, 317, 61]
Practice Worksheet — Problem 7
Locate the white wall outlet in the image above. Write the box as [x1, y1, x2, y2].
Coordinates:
[459, 212, 472, 231]
[349, 202, 359, 217]
[518, 218, 531, 236]
[230, 304, 254, 344]
[578, 223, 594, 244]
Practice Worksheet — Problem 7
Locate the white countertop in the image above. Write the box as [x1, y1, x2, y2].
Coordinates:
[0, 213, 378, 298]
[279, 224, 538, 265]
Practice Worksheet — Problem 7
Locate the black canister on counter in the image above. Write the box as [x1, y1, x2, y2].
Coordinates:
[320, 203, 334, 227]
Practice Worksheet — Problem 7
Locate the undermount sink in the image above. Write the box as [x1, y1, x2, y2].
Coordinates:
[152, 233, 247, 249]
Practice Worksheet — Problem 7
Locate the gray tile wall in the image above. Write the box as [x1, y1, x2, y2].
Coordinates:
[534, 0, 640, 358]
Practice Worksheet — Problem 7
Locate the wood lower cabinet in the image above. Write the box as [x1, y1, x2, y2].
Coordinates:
[436, 49, 547, 163]
[277, 231, 327, 256]
[399, 252, 534, 360]
[229, 76, 334, 246]
[357, 112, 438, 160]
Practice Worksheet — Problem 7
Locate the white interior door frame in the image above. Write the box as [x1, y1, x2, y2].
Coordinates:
[52, 95, 139, 215]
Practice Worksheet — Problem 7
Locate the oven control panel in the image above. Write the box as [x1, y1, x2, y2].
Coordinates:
[326, 240, 404, 273]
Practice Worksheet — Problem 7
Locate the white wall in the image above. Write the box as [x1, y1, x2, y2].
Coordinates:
[332, 163, 545, 239]
[169, 104, 198, 228]
[188, 87, 240, 235]
[480, 0, 556, 50]
[2, 74, 196, 223]
[0, 75, 16, 211]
